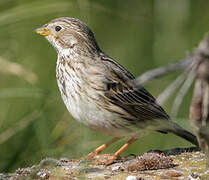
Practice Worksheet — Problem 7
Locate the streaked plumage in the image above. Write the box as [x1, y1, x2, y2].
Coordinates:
[36, 17, 198, 163]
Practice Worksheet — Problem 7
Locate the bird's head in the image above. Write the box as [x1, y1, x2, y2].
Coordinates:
[36, 17, 101, 55]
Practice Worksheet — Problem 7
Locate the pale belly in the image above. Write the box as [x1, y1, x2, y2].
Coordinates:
[57, 78, 139, 137]
[56, 59, 140, 137]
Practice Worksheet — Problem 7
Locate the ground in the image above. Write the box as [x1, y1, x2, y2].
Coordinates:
[1, 147, 208, 180]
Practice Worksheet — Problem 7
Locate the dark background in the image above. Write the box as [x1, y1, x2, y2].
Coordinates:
[0, 0, 208, 172]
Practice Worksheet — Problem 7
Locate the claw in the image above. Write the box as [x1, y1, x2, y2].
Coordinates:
[87, 151, 97, 159]
[89, 154, 118, 165]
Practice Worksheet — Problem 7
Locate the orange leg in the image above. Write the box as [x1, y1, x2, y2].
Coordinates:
[88, 137, 120, 159]
[114, 137, 137, 157]
[103, 137, 137, 165]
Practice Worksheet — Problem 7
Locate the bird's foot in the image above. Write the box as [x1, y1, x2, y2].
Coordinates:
[87, 151, 97, 159]
[88, 153, 119, 165]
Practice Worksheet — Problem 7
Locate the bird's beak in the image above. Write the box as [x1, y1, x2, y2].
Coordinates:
[35, 26, 50, 37]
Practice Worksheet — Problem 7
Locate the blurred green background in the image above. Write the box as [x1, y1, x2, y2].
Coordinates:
[0, 0, 208, 172]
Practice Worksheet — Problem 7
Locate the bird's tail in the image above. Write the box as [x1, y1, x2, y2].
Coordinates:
[168, 122, 199, 147]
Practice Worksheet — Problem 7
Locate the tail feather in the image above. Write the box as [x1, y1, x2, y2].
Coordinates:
[168, 122, 199, 147]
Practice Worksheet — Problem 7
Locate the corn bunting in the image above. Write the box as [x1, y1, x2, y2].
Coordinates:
[36, 17, 198, 165]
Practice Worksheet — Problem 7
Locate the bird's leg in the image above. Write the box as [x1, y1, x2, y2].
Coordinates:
[105, 137, 137, 165]
[88, 137, 120, 159]
[90, 137, 137, 165]
[114, 137, 137, 157]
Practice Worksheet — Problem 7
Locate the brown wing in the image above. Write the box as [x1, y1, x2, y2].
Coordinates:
[99, 55, 199, 145]
[101, 55, 170, 124]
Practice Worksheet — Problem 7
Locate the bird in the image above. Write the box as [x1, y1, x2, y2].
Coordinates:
[36, 17, 199, 165]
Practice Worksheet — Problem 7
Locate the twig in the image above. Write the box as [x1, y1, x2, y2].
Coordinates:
[156, 70, 187, 105]
[136, 57, 193, 84]
[171, 65, 197, 117]
[156, 58, 196, 105]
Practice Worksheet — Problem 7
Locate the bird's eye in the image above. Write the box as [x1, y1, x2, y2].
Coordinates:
[55, 26, 62, 32]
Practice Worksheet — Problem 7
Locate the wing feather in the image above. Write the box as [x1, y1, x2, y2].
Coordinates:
[101, 55, 170, 123]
